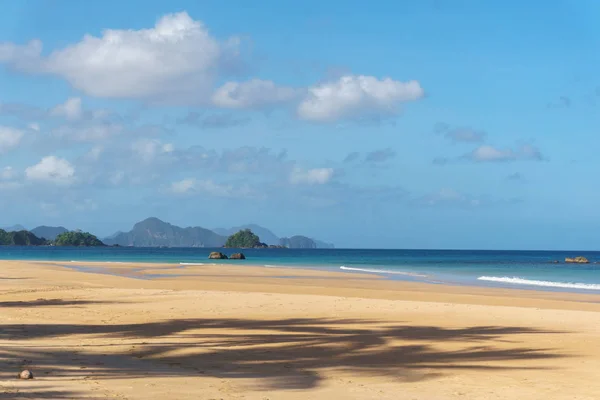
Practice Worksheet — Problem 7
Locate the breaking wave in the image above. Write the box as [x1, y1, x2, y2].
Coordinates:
[477, 276, 600, 291]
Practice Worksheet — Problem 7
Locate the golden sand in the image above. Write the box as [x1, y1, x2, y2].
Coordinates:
[0, 260, 599, 399]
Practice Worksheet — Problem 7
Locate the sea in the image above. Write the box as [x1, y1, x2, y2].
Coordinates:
[2, 247, 600, 293]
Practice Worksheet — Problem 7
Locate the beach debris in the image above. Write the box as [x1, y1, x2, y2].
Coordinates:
[230, 253, 246, 260]
[208, 252, 228, 260]
[565, 256, 589, 264]
[18, 370, 33, 379]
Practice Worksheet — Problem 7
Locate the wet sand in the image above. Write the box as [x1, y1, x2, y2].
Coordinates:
[0, 260, 599, 399]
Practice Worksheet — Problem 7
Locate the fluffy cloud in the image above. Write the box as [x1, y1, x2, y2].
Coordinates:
[0, 127, 23, 153]
[466, 144, 543, 162]
[25, 156, 75, 185]
[297, 75, 424, 122]
[50, 97, 82, 120]
[289, 167, 334, 185]
[0, 12, 241, 102]
[212, 79, 299, 109]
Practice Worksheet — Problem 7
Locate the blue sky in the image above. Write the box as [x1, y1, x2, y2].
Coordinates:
[0, 0, 599, 249]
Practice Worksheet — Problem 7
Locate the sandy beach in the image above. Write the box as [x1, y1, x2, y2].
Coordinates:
[0, 260, 599, 399]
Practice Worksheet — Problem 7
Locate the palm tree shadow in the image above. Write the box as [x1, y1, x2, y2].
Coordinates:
[0, 317, 568, 393]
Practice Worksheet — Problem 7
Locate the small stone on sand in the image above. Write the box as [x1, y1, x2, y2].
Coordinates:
[19, 369, 33, 379]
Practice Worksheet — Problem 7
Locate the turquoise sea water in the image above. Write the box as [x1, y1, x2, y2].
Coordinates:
[2, 247, 600, 293]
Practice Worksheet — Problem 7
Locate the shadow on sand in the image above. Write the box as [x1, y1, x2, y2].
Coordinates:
[0, 315, 568, 397]
[0, 299, 115, 308]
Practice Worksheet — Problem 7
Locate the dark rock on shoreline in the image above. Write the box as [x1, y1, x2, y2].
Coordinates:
[230, 253, 246, 260]
[209, 252, 228, 259]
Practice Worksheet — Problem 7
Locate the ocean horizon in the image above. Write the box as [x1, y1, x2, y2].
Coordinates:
[3, 247, 600, 294]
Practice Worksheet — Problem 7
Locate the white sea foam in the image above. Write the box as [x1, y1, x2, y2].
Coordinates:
[477, 276, 600, 291]
[340, 266, 428, 278]
[179, 262, 206, 266]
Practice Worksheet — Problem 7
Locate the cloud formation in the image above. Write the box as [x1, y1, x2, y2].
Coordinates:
[50, 97, 83, 120]
[466, 144, 543, 162]
[169, 178, 259, 198]
[0, 12, 241, 103]
[297, 75, 424, 122]
[25, 156, 75, 185]
[0, 14, 425, 124]
[289, 167, 334, 185]
[0, 127, 23, 153]
[212, 79, 300, 109]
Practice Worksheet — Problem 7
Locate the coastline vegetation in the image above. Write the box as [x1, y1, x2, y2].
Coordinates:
[0, 229, 105, 247]
[224, 229, 266, 248]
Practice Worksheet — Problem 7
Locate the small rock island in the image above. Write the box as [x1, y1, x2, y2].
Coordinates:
[565, 256, 590, 264]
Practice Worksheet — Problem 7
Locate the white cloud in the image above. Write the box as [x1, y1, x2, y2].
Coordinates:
[28, 122, 40, 131]
[0, 39, 42, 71]
[170, 178, 197, 194]
[0, 12, 241, 103]
[297, 75, 424, 122]
[0, 127, 23, 153]
[131, 139, 174, 161]
[289, 167, 334, 185]
[169, 178, 258, 198]
[25, 156, 75, 185]
[212, 79, 299, 109]
[467, 144, 543, 162]
[50, 97, 82, 120]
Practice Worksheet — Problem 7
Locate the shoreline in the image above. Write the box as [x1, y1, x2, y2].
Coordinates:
[2, 246, 600, 296]
[30, 258, 600, 297]
[26, 260, 600, 310]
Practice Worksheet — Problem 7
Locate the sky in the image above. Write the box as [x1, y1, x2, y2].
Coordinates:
[0, 0, 599, 250]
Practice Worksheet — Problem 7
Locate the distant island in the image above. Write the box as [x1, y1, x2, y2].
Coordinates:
[102, 217, 334, 248]
[0, 229, 105, 247]
[0, 217, 335, 249]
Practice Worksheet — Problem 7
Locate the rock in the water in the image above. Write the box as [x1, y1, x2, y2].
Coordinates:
[565, 256, 589, 264]
[19, 370, 33, 379]
[230, 253, 246, 260]
[208, 252, 228, 259]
